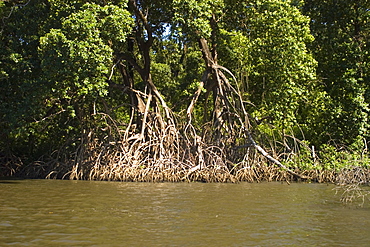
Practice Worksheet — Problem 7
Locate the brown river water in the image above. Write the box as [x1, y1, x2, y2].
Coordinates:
[1, 179, 370, 246]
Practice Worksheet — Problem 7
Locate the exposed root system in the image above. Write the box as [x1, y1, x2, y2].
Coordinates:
[335, 183, 370, 207]
[1, 31, 368, 186]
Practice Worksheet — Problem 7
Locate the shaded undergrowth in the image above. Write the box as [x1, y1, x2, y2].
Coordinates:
[4, 116, 368, 185]
[1, 107, 369, 185]
[1, 54, 368, 187]
[1, 113, 369, 206]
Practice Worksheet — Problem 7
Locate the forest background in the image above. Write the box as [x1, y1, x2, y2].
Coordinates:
[0, 0, 369, 181]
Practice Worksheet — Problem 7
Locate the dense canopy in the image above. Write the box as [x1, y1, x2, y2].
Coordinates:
[0, 0, 369, 179]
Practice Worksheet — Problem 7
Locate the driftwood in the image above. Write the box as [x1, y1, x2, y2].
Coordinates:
[247, 135, 308, 179]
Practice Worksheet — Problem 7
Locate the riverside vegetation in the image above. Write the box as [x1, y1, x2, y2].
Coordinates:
[0, 0, 369, 197]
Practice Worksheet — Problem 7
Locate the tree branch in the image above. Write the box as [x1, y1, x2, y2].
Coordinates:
[115, 52, 144, 76]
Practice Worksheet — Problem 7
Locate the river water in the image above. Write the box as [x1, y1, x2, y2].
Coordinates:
[1, 179, 369, 246]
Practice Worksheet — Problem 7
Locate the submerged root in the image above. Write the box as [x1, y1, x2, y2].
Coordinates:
[335, 183, 370, 207]
[333, 167, 370, 207]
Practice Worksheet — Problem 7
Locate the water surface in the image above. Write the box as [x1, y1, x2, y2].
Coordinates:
[1, 179, 369, 246]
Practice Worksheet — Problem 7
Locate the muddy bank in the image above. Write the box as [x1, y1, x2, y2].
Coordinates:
[5, 161, 369, 185]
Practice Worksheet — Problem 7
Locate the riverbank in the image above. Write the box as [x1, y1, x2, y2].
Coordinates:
[3, 156, 370, 206]
[3, 161, 368, 185]
[2, 143, 369, 185]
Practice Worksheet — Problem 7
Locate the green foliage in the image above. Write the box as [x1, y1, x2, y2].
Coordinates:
[316, 144, 370, 170]
[303, 0, 370, 147]
[173, 0, 225, 38]
[247, 0, 319, 129]
[1, 0, 369, 171]
[1, 1, 133, 160]
[283, 141, 369, 172]
[1, 0, 50, 155]
[39, 3, 133, 99]
[217, 0, 327, 144]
